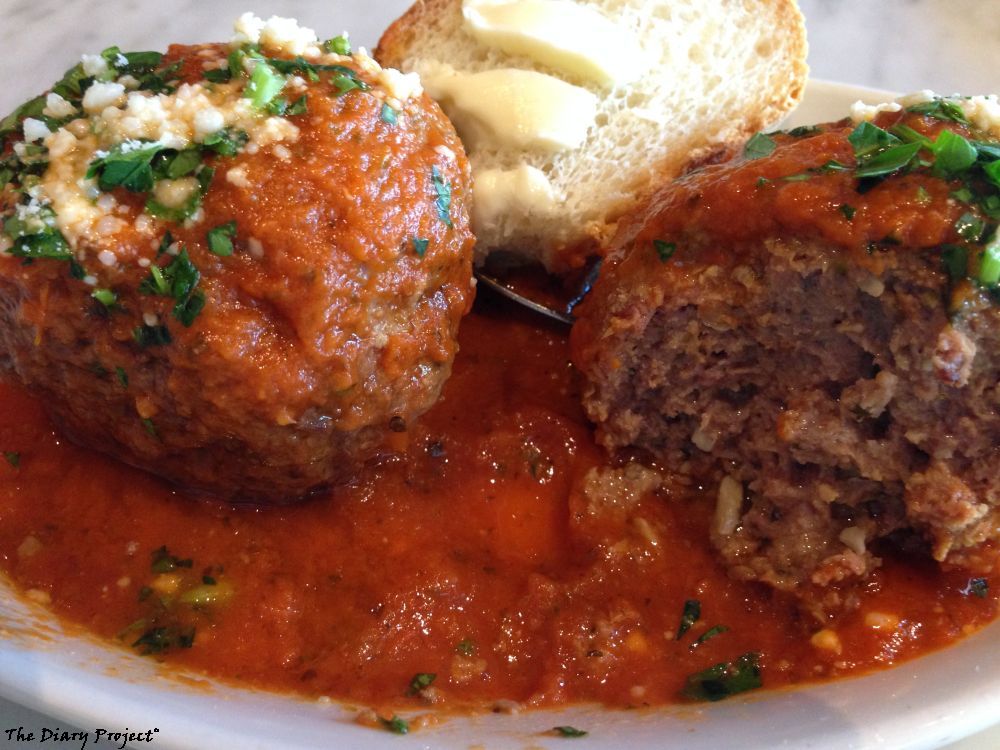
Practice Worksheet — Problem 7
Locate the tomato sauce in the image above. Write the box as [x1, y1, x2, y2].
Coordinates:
[0, 293, 996, 712]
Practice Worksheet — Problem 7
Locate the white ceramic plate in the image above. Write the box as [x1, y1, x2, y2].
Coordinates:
[0, 77, 998, 750]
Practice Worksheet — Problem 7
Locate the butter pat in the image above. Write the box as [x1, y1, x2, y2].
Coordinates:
[462, 0, 646, 87]
[420, 65, 597, 152]
[473, 165, 559, 238]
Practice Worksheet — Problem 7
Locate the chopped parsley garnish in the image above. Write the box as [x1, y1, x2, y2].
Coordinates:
[962, 577, 989, 598]
[324, 35, 351, 55]
[941, 244, 969, 283]
[150, 545, 193, 573]
[141, 417, 158, 439]
[978, 236, 1000, 286]
[86, 141, 165, 193]
[654, 239, 677, 262]
[682, 652, 762, 702]
[133, 323, 172, 348]
[132, 625, 195, 655]
[244, 58, 286, 109]
[203, 67, 233, 84]
[267, 95, 308, 117]
[411, 237, 429, 258]
[854, 141, 922, 179]
[91, 288, 117, 308]
[3, 451, 20, 468]
[139, 248, 205, 327]
[839, 204, 856, 220]
[553, 726, 588, 738]
[906, 98, 969, 125]
[145, 166, 214, 222]
[115, 366, 129, 387]
[786, 125, 821, 137]
[743, 132, 777, 160]
[202, 128, 249, 157]
[380, 716, 409, 735]
[431, 166, 453, 227]
[691, 625, 729, 649]
[932, 130, 978, 178]
[676, 599, 700, 640]
[2, 218, 71, 260]
[955, 212, 986, 242]
[207, 220, 237, 256]
[380, 103, 398, 125]
[407, 672, 436, 695]
[332, 72, 368, 96]
[456, 639, 476, 656]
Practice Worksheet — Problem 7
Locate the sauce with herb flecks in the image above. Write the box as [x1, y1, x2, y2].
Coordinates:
[0, 295, 996, 713]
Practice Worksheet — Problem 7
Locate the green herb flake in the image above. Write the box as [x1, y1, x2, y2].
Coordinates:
[203, 67, 233, 84]
[839, 204, 856, 221]
[115, 366, 129, 388]
[137, 586, 153, 602]
[456, 639, 475, 656]
[3, 451, 20, 468]
[848, 121, 899, 159]
[91, 288, 117, 308]
[202, 128, 249, 157]
[324, 35, 351, 55]
[916, 185, 932, 205]
[855, 141, 923, 179]
[411, 237, 429, 258]
[553, 726, 588, 738]
[132, 627, 171, 655]
[407, 672, 436, 695]
[380, 102, 398, 125]
[654, 239, 677, 262]
[380, 715, 409, 735]
[931, 130, 978, 178]
[787, 125, 821, 137]
[86, 141, 164, 193]
[207, 220, 237, 257]
[907, 98, 969, 125]
[141, 417, 158, 439]
[755, 176, 771, 188]
[145, 165, 214, 221]
[245, 59, 286, 109]
[955, 212, 985, 242]
[743, 132, 777, 160]
[979, 233, 1000, 286]
[431, 166, 453, 227]
[286, 95, 308, 116]
[682, 652, 763, 702]
[150, 545, 193, 574]
[331, 72, 369, 96]
[983, 159, 1000, 191]
[202, 575, 217, 586]
[676, 599, 701, 640]
[133, 324, 172, 348]
[691, 624, 730, 649]
[962, 577, 989, 598]
[941, 244, 969, 283]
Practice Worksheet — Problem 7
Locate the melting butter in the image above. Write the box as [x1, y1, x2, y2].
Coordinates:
[420, 64, 597, 152]
[462, 0, 646, 87]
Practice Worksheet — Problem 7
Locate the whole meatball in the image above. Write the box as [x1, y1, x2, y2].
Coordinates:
[0, 25, 475, 501]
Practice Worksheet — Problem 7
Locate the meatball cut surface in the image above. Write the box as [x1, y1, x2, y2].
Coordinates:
[0, 16, 475, 501]
[572, 98, 1000, 614]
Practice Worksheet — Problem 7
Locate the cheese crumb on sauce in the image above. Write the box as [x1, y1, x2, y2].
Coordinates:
[851, 90, 1000, 140]
[7, 13, 423, 263]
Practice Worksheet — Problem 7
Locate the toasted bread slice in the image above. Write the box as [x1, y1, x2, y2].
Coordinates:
[377, 0, 808, 270]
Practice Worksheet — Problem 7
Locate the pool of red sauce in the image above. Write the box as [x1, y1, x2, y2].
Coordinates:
[0, 292, 996, 712]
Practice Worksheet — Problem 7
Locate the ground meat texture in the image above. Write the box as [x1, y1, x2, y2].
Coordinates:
[0, 43, 475, 501]
[571, 110, 1000, 615]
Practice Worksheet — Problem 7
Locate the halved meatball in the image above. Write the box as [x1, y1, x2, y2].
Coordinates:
[0, 32, 474, 501]
[572, 102, 1000, 613]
